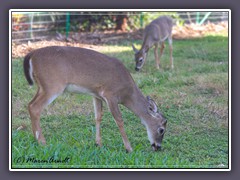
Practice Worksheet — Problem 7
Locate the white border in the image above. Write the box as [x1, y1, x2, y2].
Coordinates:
[9, 9, 12, 172]
[228, 9, 231, 172]
[9, 9, 231, 171]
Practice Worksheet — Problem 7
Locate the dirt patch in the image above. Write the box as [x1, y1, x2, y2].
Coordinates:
[172, 21, 228, 39]
[12, 22, 228, 58]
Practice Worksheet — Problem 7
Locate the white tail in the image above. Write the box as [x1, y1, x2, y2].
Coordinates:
[132, 16, 173, 71]
[23, 46, 167, 152]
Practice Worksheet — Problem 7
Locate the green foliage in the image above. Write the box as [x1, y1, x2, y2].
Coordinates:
[11, 34, 229, 169]
[130, 12, 184, 29]
[62, 12, 184, 32]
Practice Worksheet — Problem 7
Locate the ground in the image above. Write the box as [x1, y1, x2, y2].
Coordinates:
[12, 22, 228, 58]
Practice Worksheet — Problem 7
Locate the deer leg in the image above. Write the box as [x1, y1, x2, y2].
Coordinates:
[28, 87, 62, 145]
[154, 43, 160, 69]
[168, 37, 174, 69]
[106, 98, 132, 152]
[159, 42, 165, 68]
[28, 90, 48, 145]
[93, 97, 103, 147]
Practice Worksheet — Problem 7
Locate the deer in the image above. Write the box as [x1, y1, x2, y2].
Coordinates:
[23, 46, 167, 152]
[132, 15, 174, 71]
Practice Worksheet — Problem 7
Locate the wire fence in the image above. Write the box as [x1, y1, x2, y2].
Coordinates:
[11, 11, 229, 42]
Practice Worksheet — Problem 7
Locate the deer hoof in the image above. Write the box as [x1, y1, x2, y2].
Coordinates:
[38, 138, 46, 145]
[95, 142, 102, 147]
[126, 147, 133, 153]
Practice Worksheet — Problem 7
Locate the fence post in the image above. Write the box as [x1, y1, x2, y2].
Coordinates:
[199, 12, 212, 25]
[29, 13, 34, 39]
[140, 12, 143, 28]
[196, 12, 200, 24]
[66, 12, 70, 39]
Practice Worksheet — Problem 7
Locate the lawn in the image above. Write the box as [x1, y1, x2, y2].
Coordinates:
[11, 34, 229, 169]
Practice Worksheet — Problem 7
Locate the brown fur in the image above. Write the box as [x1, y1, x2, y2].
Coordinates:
[132, 16, 174, 70]
[24, 46, 167, 152]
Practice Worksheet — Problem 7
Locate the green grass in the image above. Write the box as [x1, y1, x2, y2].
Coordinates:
[11, 34, 229, 169]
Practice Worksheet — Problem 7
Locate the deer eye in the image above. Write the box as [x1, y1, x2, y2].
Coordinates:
[139, 58, 143, 62]
[158, 127, 165, 135]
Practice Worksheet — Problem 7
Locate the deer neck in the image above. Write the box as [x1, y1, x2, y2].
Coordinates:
[123, 88, 149, 121]
[140, 35, 151, 54]
[140, 37, 149, 53]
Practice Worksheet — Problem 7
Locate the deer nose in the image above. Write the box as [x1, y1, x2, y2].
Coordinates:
[135, 67, 140, 71]
[151, 143, 161, 151]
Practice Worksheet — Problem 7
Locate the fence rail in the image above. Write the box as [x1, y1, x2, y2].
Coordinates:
[11, 11, 229, 42]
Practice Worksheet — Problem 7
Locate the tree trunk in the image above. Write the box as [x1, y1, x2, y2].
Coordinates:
[115, 15, 128, 32]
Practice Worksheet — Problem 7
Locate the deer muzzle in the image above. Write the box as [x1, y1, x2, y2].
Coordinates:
[151, 143, 161, 151]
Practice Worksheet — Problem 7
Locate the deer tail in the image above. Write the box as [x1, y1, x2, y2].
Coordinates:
[23, 52, 34, 86]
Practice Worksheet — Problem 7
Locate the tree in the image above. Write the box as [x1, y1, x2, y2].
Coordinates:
[115, 14, 128, 32]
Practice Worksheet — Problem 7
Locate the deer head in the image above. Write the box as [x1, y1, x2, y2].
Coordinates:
[145, 96, 167, 151]
[132, 43, 148, 71]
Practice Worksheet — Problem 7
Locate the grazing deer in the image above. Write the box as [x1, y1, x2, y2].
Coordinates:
[23, 46, 167, 152]
[132, 15, 173, 71]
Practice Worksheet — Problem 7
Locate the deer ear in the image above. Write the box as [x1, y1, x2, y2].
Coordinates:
[147, 96, 158, 113]
[132, 43, 138, 53]
[163, 118, 167, 125]
[146, 96, 151, 101]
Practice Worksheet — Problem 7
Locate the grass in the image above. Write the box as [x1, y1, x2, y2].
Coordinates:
[11, 34, 229, 169]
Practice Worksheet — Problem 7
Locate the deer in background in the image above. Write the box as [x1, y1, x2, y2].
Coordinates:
[23, 46, 167, 152]
[132, 15, 174, 71]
